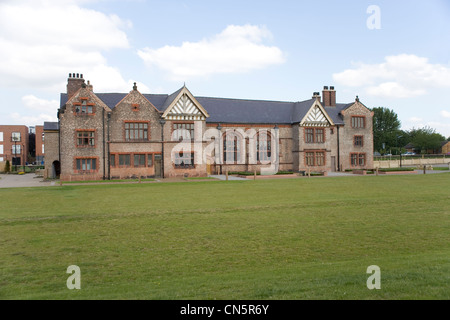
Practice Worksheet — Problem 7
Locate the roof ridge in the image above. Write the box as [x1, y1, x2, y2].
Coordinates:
[196, 95, 299, 104]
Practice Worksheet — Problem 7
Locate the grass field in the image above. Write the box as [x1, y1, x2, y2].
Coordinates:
[0, 174, 449, 300]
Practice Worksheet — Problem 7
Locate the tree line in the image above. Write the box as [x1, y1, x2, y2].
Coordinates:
[372, 107, 449, 155]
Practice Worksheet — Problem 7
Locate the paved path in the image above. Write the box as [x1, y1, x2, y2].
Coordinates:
[0, 174, 56, 189]
[209, 175, 249, 181]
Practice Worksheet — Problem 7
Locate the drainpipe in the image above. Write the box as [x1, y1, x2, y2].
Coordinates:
[107, 112, 111, 180]
[160, 119, 166, 178]
[102, 108, 106, 180]
[58, 109, 61, 178]
[337, 125, 341, 171]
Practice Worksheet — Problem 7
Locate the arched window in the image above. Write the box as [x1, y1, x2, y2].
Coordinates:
[223, 132, 242, 164]
[257, 131, 271, 162]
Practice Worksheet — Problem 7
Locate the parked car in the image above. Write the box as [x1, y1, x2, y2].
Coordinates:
[402, 152, 416, 156]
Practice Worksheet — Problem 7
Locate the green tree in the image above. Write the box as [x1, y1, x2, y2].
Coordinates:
[372, 107, 402, 153]
[4, 160, 11, 173]
[408, 126, 445, 153]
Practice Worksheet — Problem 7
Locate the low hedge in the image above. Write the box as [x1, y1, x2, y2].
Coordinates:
[378, 167, 415, 172]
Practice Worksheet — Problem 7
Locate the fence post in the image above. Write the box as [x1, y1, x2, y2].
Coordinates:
[254, 170, 256, 180]
[226, 170, 228, 181]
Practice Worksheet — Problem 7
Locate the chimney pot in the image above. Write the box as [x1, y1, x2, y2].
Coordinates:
[330, 86, 335, 90]
[324, 86, 329, 90]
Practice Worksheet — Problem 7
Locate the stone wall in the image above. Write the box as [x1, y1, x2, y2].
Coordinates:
[339, 101, 374, 170]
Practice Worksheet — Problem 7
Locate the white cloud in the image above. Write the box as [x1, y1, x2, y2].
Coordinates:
[440, 110, 450, 118]
[87, 65, 151, 93]
[333, 54, 450, 98]
[22, 95, 59, 113]
[10, 112, 56, 127]
[0, 0, 131, 89]
[7, 95, 59, 127]
[137, 24, 285, 81]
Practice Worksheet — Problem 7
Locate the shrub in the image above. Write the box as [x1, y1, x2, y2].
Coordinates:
[4, 160, 11, 173]
[379, 167, 415, 172]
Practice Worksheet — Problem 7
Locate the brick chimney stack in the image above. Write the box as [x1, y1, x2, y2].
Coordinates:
[322, 86, 336, 107]
[67, 73, 85, 100]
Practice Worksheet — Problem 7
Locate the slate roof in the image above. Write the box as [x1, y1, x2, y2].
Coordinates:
[60, 89, 355, 125]
[43, 121, 59, 131]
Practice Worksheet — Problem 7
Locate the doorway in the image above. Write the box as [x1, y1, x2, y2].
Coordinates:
[52, 160, 61, 178]
[331, 156, 336, 172]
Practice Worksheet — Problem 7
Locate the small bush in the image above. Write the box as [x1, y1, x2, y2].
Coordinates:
[4, 160, 11, 173]
[276, 171, 294, 175]
[379, 167, 415, 172]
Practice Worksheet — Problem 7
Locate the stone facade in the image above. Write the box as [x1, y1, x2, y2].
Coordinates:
[46, 75, 374, 181]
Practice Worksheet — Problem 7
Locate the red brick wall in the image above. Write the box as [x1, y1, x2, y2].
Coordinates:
[0, 125, 29, 165]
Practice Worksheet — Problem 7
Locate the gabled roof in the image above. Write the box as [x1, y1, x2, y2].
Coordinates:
[162, 86, 209, 119]
[59, 89, 355, 125]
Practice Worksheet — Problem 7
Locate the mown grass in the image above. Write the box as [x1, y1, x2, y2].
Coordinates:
[0, 174, 449, 300]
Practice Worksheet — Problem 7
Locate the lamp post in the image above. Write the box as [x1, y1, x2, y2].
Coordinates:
[160, 119, 166, 179]
[22, 143, 25, 172]
[12, 135, 18, 172]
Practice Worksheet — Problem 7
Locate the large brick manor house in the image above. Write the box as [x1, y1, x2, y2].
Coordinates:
[44, 73, 373, 181]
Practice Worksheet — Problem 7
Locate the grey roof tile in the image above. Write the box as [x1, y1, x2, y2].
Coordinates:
[44, 121, 59, 131]
[59, 91, 353, 125]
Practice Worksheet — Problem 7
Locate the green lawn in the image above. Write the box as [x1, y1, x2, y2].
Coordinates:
[0, 174, 449, 300]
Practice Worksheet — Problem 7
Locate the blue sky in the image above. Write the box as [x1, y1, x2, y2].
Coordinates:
[1, 0, 449, 137]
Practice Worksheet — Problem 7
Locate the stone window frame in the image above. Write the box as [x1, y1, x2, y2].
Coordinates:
[110, 152, 158, 168]
[354, 135, 364, 147]
[304, 127, 326, 144]
[256, 130, 272, 163]
[173, 151, 195, 169]
[172, 121, 195, 141]
[304, 150, 326, 167]
[124, 121, 149, 141]
[74, 157, 99, 173]
[75, 129, 96, 148]
[222, 131, 243, 164]
[350, 152, 366, 167]
[351, 116, 366, 129]
[73, 97, 96, 116]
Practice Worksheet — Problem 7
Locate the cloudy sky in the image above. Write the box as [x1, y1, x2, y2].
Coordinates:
[1, 0, 449, 137]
